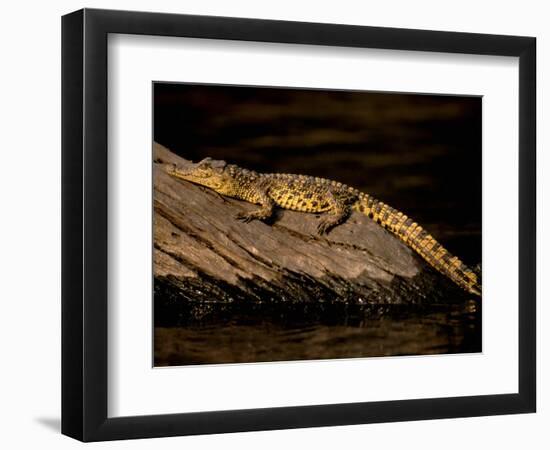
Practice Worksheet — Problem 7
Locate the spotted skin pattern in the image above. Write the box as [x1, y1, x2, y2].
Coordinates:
[166, 158, 481, 296]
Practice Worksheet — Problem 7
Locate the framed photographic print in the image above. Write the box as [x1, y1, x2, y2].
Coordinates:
[62, 8, 536, 441]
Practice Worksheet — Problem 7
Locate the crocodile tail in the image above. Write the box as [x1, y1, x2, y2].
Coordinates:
[353, 194, 481, 296]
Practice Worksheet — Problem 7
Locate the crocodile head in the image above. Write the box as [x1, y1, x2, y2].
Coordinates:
[166, 157, 235, 194]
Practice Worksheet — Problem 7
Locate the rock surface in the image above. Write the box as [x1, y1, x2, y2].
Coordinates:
[153, 142, 465, 305]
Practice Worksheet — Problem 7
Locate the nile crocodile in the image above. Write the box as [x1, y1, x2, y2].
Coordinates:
[166, 158, 481, 296]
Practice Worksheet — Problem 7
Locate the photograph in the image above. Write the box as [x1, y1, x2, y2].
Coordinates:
[152, 83, 482, 366]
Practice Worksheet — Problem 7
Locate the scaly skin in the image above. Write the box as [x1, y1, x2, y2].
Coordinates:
[166, 157, 481, 296]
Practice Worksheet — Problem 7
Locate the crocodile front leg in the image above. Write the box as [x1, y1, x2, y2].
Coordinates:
[234, 180, 275, 223]
[235, 203, 274, 223]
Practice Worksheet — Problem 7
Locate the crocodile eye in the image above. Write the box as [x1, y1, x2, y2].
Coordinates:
[197, 163, 212, 174]
[197, 157, 212, 168]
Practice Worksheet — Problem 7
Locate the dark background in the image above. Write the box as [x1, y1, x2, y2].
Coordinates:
[153, 83, 482, 365]
[154, 82, 481, 264]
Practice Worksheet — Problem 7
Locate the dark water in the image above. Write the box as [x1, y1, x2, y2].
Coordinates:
[154, 299, 481, 366]
[153, 83, 482, 365]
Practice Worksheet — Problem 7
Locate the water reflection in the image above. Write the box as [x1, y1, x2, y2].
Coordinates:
[154, 300, 481, 366]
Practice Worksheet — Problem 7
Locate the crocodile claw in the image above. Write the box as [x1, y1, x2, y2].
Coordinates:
[235, 212, 256, 223]
[317, 220, 332, 235]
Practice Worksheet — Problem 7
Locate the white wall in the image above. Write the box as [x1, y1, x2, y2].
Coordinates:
[0, 1, 546, 448]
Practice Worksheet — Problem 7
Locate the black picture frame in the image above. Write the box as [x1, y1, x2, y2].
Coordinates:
[62, 8, 536, 442]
